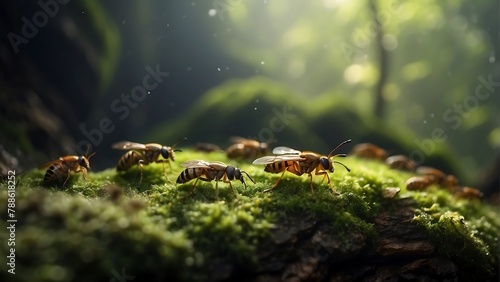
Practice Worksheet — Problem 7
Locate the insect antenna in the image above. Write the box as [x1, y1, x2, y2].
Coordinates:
[327, 139, 352, 158]
[83, 143, 93, 157]
[87, 151, 97, 160]
[172, 137, 188, 150]
[241, 171, 255, 185]
[333, 153, 347, 158]
[334, 160, 351, 172]
[82, 143, 97, 161]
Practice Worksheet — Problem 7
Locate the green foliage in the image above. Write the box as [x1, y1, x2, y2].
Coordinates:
[2, 148, 498, 281]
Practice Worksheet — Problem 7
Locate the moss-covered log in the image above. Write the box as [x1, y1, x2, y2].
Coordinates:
[1, 149, 498, 281]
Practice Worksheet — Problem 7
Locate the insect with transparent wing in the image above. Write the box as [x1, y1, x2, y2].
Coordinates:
[112, 138, 185, 186]
[176, 160, 255, 199]
[253, 139, 352, 196]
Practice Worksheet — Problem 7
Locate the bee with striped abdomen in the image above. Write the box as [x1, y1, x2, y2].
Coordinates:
[176, 160, 255, 199]
[226, 137, 270, 159]
[40, 151, 96, 188]
[253, 139, 352, 196]
[112, 139, 185, 185]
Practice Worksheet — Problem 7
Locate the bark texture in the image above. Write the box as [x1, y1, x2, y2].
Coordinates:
[211, 198, 477, 281]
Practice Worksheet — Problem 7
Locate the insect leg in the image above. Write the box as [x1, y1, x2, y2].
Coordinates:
[314, 166, 335, 193]
[163, 161, 171, 182]
[287, 163, 303, 176]
[74, 166, 88, 181]
[319, 174, 327, 185]
[308, 173, 316, 198]
[155, 159, 172, 182]
[264, 169, 288, 193]
[182, 178, 200, 199]
[215, 180, 219, 201]
[81, 167, 89, 181]
[227, 177, 239, 198]
[223, 174, 238, 197]
[325, 174, 334, 192]
[228, 181, 238, 197]
[137, 159, 144, 187]
[62, 168, 72, 188]
[167, 160, 172, 173]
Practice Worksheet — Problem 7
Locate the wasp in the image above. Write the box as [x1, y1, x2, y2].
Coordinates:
[350, 143, 388, 161]
[176, 160, 255, 199]
[253, 139, 352, 195]
[40, 151, 97, 188]
[226, 137, 270, 159]
[112, 139, 185, 185]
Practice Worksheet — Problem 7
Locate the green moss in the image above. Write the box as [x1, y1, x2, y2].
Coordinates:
[412, 188, 500, 279]
[0, 189, 192, 282]
[2, 149, 498, 281]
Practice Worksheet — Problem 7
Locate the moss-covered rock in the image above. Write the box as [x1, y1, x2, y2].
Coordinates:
[1, 149, 498, 281]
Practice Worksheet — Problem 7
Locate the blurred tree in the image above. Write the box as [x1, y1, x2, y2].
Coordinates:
[369, 0, 389, 118]
[207, 0, 498, 185]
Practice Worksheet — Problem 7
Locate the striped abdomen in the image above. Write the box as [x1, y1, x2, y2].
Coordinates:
[117, 151, 143, 171]
[264, 160, 297, 173]
[176, 168, 205, 184]
[44, 162, 69, 184]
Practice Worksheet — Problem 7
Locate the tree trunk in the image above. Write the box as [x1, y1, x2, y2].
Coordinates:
[370, 0, 389, 119]
[212, 198, 471, 281]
